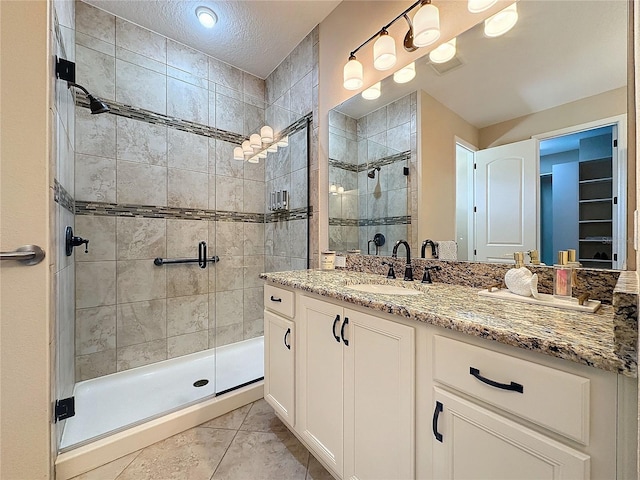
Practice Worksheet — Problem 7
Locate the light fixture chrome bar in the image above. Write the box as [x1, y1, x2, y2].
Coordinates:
[348, 0, 427, 57]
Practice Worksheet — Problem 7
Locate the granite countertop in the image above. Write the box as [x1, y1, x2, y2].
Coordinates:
[260, 269, 636, 378]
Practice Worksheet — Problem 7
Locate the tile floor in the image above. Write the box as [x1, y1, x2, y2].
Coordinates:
[71, 399, 335, 480]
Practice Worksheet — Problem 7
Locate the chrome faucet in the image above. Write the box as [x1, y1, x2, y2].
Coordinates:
[392, 240, 413, 281]
[421, 239, 438, 259]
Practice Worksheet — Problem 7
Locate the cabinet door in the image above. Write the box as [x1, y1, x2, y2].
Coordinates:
[432, 388, 589, 480]
[264, 311, 295, 427]
[299, 296, 344, 476]
[343, 310, 415, 480]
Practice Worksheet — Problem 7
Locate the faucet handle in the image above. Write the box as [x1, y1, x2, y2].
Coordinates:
[421, 265, 441, 284]
[381, 261, 396, 279]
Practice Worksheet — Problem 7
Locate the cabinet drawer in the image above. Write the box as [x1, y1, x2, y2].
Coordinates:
[433, 336, 590, 444]
[264, 284, 295, 318]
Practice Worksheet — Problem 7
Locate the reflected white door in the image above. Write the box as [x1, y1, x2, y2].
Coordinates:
[474, 139, 538, 262]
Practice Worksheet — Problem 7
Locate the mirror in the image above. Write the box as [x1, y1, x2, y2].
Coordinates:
[328, 0, 630, 268]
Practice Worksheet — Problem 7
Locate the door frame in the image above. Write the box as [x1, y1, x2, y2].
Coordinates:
[533, 115, 627, 269]
[454, 137, 478, 262]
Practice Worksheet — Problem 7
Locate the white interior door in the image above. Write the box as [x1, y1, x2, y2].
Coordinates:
[474, 139, 538, 263]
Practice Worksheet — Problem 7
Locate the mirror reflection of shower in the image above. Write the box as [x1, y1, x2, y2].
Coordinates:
[367, 167, 381, 179]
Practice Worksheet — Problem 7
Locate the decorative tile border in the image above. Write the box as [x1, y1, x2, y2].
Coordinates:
[76, 200, 311, 224]
[77, 96, 312, 147]
[329, 216, 411, 227]
[329, 150, 411, 173]
[54, 179, 75, 214]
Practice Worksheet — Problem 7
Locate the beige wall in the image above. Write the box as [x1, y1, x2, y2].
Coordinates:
[418, 90, 479, 241]
[318, 0, 512, 252]
[0, 0, 52, 478]
[479, 87, 627, 149]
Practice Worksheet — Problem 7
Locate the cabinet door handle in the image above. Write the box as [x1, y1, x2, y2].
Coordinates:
[332, 315, 341, 343]
[284, 328, 291, 350]
[270, 296, 282, 302]
[341, 317, 349, 346]
[432, 401, 443, 442]
[469, 367, 524, 393]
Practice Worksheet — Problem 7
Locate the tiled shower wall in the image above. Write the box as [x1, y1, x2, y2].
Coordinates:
[52, 0, 76, 448]
[73, 2, 314, 381]
[327, 93, 417, 255]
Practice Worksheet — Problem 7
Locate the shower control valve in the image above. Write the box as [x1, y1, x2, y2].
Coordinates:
[65, 226, 89, 256]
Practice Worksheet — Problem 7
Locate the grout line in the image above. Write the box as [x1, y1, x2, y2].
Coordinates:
[209, 422, 243, 480]
[111, 449, 143, 480]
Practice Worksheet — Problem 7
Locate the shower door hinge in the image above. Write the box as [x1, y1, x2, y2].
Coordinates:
[613, 139, 618, 147]
[55, 396, 75, 422]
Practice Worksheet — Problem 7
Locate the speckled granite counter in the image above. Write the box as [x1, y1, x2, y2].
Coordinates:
[260, 269, 637, 378]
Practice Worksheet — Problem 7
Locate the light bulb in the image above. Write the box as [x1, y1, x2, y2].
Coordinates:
[393, 62, 416, 84]
[467, 0, 497, 13]
[373, 30, 396, 71]
[250, 133, 262, 149]
[343, 55, 363, 90]
[484, 3, 518, 38]
[196, 6, 217, 28]
[242, 140, 253, 155]
[361, 82, 381, 100]
[277, 136, 289, 147]
[233, 147, 244, 160]
[429, 37, 456, 64]
[260, 125, 274, 143]
[413, 3, 440, 47]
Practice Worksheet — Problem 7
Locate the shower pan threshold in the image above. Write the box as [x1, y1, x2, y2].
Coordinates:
[60, 336, 264, 450]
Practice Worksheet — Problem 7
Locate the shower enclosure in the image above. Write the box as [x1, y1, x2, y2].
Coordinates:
[53, 1, 314, 453]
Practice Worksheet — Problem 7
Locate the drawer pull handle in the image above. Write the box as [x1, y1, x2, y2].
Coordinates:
[332, 315, 341, 343]
[341, 317, 349, 346]
[270, 296, 282, 302]
[470, 367, 524, 393]
[432, 401, 443, 442]
[284, 328, 291, 350]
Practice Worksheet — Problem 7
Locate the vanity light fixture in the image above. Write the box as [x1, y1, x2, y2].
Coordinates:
[484, 2, 518, 37]
[342, 0, 441, 91]
[393, 62, 416, 83]
[467, 0, 497, 14]
[330, 184, 338, 195]
[362, 82, 381, 100]
[429, 37, 456, 63]
[234, 125, 285, 163]
[196, 6, 217, 28]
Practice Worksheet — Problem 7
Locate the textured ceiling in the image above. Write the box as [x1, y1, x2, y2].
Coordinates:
[84, 0, 341, 78]
[336, 0, 627, 128]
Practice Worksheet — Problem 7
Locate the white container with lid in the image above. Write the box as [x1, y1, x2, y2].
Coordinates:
[320, 251, 336, 270]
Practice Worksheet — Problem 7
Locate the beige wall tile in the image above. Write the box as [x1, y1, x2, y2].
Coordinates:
[117, 299, 167, 347]
[76, 305, 117, 355]
[168, 168, 208, 209]
[166, 219, 208, 257]
[167, 331, 208, 359]
[75, 215, 116, 262]
[76, 349, 117, 381]
[76, 261, 116, 308]
[116, 217, 166, 260]
[115, 17, 166, 63]
[168, 129, 208, 172]
[117, 116, 167, 166]
[75, 153, 116, 203]
[117, 161, 167, 206]
[167, 265, 208, 298]
[117, 339, 167, 371]
[117, 259, 166, 303]
[167, 294, 208, 336]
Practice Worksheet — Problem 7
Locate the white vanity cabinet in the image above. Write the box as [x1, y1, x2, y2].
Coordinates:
[298, 295, 415, 480]
[264, 285, 296, 427]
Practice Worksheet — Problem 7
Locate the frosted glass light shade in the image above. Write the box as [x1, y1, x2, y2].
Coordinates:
[468, 0, 497, 13]
[277, 136, 289, 147]
[429, 37, 457, 64]
[257, 151, 267, 159]
[361, 82, 381, 100]
[267, 144, 278, 153]
[373, 31, 396, 71]
[242, 140, 253, 155]
[484, 3, 518, 37]
[393, 62, 416, 84]
[196, 6, 217, 28]
[233, 147, 244, 160]
[413, 3, 440, 47]
[260, 126, 274, 143]
[330, 184, 337, 193]
[343, 56, 364, 90]
[247, 156, 259, 164]
[337, 186, 345, 194]
[250, 133, 262, 149]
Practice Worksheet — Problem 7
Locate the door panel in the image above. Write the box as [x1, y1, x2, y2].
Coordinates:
[264, 311, 295, 426]
[475, 139, 538, 262]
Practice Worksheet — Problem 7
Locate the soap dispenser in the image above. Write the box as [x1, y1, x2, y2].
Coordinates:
[553, 250, 573, 298]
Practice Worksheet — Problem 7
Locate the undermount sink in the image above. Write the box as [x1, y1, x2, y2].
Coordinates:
[346, 284, 422, 296]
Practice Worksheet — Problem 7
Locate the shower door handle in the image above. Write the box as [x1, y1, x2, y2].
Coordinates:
[198, 241, 207, 268]
[284, 328, 291, 350]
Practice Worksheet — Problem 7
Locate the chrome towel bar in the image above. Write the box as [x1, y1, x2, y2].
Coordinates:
[0, 245, 46, 266]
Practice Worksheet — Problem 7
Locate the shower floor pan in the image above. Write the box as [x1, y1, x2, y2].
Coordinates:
[60, 336, 264, 449]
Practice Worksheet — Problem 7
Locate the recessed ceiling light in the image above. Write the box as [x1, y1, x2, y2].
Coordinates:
[196, 6, 217, 29]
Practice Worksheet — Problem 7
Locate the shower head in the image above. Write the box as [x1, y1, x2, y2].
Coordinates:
[68, 82, 110, 114]
[367, 167, 381, 179]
